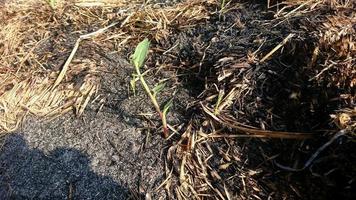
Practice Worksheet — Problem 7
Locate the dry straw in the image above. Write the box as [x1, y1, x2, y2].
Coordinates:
[0, 0, 106, 135]
[0, 0, 215, 135]
[0, 0, 354, 198]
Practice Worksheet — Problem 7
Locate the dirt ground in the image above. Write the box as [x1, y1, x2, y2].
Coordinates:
[0, 42, 191, 199]
[0, 57, 165, 199]
[0, 0, 355, 199]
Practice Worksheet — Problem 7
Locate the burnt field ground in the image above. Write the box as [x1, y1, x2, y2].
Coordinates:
[0, 0, 355, 199]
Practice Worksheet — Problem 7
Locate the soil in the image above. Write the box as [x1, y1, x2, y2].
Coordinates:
[0, 57, 167, 199]
[0, 35, 194, 198]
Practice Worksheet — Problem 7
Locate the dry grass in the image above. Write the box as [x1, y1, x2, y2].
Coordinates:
[0, 0, 354, 199]
[0, 0, 214, 135]
[0, 60, 98, 134]
[0, 0, 107, 135]
[95, 0, 215, 50]
[166, 0, 355, 198]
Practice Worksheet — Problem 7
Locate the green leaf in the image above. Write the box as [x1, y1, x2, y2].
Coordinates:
[163, 99, 173, 116]
[152, 82, 166, 97]
[49, 0, 57, 9]
[130, 38, 150, 69]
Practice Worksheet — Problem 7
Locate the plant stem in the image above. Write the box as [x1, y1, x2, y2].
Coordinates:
[135, 67, 169, 138]
[161, 112, 168, 138]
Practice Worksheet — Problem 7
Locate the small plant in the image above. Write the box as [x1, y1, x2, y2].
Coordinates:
[130, 39, 172, 138]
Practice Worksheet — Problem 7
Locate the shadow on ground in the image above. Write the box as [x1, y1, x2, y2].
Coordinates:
[0, 55, 168, 200]
[0, 134, 129, 199]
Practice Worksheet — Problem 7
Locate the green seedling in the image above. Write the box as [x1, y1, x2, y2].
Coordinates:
[130, 39, 172, 138]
